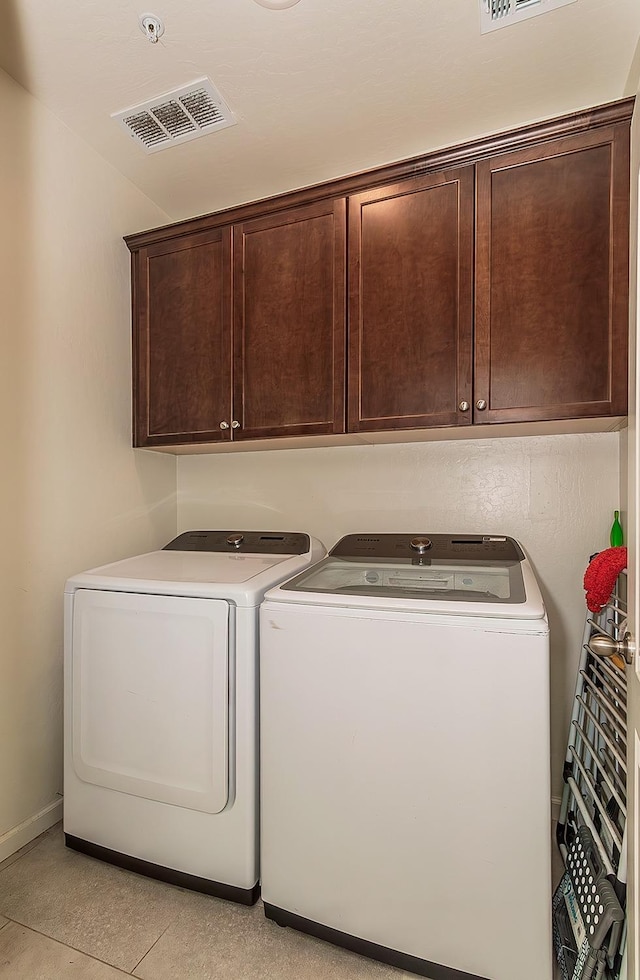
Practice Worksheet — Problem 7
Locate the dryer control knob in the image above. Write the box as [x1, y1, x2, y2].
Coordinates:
[227, 533, 244, 548]
[410, 537, 432, 554]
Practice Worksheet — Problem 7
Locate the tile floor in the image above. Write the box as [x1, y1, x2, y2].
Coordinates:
[0, 823, 564, 979]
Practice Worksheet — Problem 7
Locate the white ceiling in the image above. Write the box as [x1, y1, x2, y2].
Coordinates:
[1, 0, 639, 224]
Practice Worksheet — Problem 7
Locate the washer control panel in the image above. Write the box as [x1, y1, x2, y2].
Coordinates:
[329, 534, 524, 563]
[164, 530, 311, 555]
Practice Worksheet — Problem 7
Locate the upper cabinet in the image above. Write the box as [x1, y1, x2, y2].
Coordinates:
[132, 200, 345, 447]
[348, 169, 474, 432]
[475, 124, 630, 424]
[126, 98, 632, 451]
[233, 199, 346, 441]
[133, 227, 232, 447]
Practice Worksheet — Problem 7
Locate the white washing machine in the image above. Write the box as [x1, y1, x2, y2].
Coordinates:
[64, 529, 325, 904]
[260, 533, 552, 979]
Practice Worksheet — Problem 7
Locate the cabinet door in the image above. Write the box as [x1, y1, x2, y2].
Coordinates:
[475, 125, 629, 424]
[348, 169, 474, 432]
[133, 227, 232, 447]
[233, 199, 346, 440]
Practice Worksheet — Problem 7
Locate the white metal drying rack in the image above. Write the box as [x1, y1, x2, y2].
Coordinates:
[555, 570, 628, 979]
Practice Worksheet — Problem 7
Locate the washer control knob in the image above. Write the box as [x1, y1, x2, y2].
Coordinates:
[410, 537, 432, 554]
[227, 533, 244, 548]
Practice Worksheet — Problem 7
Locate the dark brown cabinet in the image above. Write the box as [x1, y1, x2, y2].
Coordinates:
[133, 227, 232, 447]
[132, 200, 345, 447]
[348, 168, 474, 432]
[233, 199, 346, 440]
[128, 99, 632, 450]
[475, 125, 629, 424]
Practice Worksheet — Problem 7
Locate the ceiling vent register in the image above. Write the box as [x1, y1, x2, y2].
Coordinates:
[480, 0, 577, 33]
[112, 78, 236, 153]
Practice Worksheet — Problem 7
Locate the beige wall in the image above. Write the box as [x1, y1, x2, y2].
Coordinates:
[178, 431, 621, 802]
[0, 68, 177, 853]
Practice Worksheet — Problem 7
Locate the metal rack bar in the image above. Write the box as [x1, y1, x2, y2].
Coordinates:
[578, 671, 627, 735]
[587, 660, 627, 712]
[576, 696, 627, 772]
[571, 721, 626, 816]
[588, 653, 627, 696]
[568, 747, 624, 851]
[597, 748, 627, 804]
[564, 776, 616, 877]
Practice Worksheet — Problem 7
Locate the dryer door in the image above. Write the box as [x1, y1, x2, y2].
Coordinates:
[71, 589, 230, 814]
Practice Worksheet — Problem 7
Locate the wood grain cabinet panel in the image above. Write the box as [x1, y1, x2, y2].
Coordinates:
[233, 199, 346, 440]
[475, 125, 630, 424]
[133, 227, 232, 447]
[348, 169, 474, 432]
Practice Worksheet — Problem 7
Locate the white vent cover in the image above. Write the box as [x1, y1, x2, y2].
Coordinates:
[480, 0, 577, 33]
[112, 78, 236, 153]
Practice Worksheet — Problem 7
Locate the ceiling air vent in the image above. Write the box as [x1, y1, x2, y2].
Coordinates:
[480, 0, 577, 33]
[112, 78, 236, 153]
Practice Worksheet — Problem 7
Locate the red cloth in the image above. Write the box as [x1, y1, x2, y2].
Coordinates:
[583, 547, 627, 613]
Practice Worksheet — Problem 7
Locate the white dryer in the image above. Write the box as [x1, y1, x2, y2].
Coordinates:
[260, 533, 552, 979]
[64, 529, 324, 904]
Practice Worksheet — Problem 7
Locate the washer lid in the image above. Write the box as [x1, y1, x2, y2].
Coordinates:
[76, 550, 294, 584]
[268, 534, 545, 620]
[280, 556, 525, 604]
[65, 537, 325, 605]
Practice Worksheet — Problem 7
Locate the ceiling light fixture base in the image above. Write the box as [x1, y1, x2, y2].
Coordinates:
[139, 14, 165, 43]
[252, 0, 302, 9]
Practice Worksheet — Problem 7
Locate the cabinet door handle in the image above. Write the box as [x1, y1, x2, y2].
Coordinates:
[475, 399, 487, 411]
[219, 420, 230, 430]
[231, 420, 241, 429]
[458, 400, 470, 412]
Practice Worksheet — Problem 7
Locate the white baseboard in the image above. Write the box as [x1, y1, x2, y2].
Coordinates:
[0, 797, 63, 864]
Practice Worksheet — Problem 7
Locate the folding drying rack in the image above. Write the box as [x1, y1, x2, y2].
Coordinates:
[555, 571, 628, 979]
